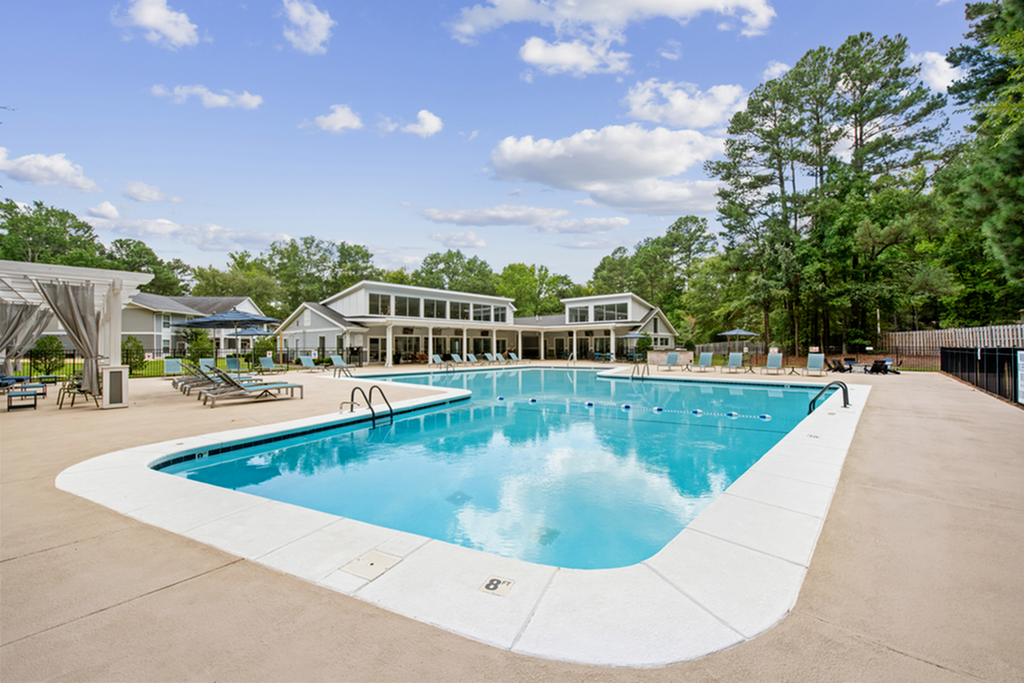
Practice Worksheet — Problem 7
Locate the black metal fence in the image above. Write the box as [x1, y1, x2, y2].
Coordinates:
[941, 347, 1022, 404]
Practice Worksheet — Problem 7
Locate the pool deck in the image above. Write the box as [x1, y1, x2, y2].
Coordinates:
[2, 363, 1023, 681]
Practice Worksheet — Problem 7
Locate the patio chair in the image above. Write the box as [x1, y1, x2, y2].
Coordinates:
[495, 353, 514, 364]
[199, 358, 216, 373]
[466, 353, 484, 365]
[484, 353, 500, 364]
[226, 357, 248, 374]
[687, 352, 714, 372]
[826, 359, 850, 373]
[507, 352, 528, 364]
[298, 356, 321, 372]
[802, 353, 827, 376]
[720, 352, 745, 373]
[330, 355, 353, 378]
[57, 374, 99, 409]
[163, 358, 183, 377]
[258, 356, 288, 375]
[760, 353, 784, 375]
[865, 359, 891, 374]
[657, 351, 679, 371]
[450, 354, 467, 366]
[199, 368, 304, 408]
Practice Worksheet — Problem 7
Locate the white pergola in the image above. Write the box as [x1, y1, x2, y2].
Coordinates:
[0, 260, 153, 406]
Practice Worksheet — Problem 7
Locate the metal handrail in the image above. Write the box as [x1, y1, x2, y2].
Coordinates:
[567, 352, 577, 366]
[808, 380, 849, 415]
[630, 363, 649, 381]
[340, 385, 394, 428]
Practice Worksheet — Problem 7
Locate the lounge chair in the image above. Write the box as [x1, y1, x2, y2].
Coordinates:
[298, 356, 322, 372]
[466, 353, 484, 365]
[657, 351, 679, 371]
[483, 353, 498, 364]
[258, 356, 288, 375]
[226, 357, 247, 374]
[507, 352, 528, 364]
[163, 358, 183, 376]
[865, 359, 898, 374]
[450, 353, 467, 366]
[199, 368, 304, 408]
[760, 352, 784, 374]
[494, 353, 513, 364]
[720, 352, 745, 373]
[826, 359, 850, 373]
[330, 355, 354, 378]
[199, 358, 216, 373]
[802, 353, 827, 376]
[687, 352, 714, 372]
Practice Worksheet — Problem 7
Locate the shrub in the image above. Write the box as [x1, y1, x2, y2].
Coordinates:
[182, 329, 215, 364]
[30, 335, 66, 375]
[121, 335, 147, 375]
[634, 333, 653, 360]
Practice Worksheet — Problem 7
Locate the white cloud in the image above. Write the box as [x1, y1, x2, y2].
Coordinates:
[911, 51, 962, 92]
[492, 123, 723, 189]
[558, 237, 623, 249]
[762, 60, 790, 80]
[585, 178, 721, 214]
[533, 217, 629, 234]
[519, 36, 630, 76]
[623, 79, 746, 128]
[421, 204, 568, 226]
[402, 110, 444, 137]
[151, 84, 263, 109]
[282, 0, 336, 55]
[305, 104, 364, 132]
[430, 230, 487, 248]
[451, 0, 776, 43]
[88, 201, 119, 219]
[123, 180, 183, 203]
[0, 147, 99, 192]
[377, 116, 400, 133]
[658, 39, 681, 61]
[86, 216, 289, 251]
[113, 0, 199, 50]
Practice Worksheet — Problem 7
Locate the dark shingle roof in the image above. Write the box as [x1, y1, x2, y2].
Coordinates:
[168, 296, 251, 315]
[304, 302, 366, 329]
[129, 293, 205, 316]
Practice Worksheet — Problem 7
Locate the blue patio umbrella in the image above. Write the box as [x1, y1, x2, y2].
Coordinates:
[173, 309, 279, 372]
[717, 328, 759, 353]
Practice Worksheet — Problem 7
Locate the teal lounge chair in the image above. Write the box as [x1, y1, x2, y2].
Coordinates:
[450, 353, 466, 365]
[657, 351, 679, 371]
[760, 352, 784, 374]
[330, 355, 353, 378]
[199, 358, 216, 373]
[687, 352, 714, 372]
[226, 357, 247, 373]
[466, 353, 484, 365]
[298, 355, 321, 372]
[258, 356, 288, 374]
[720, 352, 745, 373]
[484, 353, 498, 364]
[802, 353, 826, 376]
[495, 353, 513, 364]
[199, 368, 304, 408]
[507, 352, 528, 364]
[163, 358, 183, 376]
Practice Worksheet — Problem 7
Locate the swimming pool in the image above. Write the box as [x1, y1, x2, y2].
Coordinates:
[160, 368, 830, 569]
[57, 369, 869, 666]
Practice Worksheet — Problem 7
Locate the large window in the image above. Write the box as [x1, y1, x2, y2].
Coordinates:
[424, 298, 447, 319]
[450, 302, 470, 320]
[162, 314, 171, 329]
[594, 303, 627, 321]
[395, 296, 420, 317]
[568, 306, 589, 323]
[493, 305, 507, 323]
[473, 304, 491, 321]
[369, 293, 391, 315]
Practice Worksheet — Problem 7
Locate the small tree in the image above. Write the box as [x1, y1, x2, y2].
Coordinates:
[634, 333, 653, 361]
[121, 335, 147, 376]
[30, 335, 66, 375]
[253, 335, 277, 358]
[182, 328, 215, 364]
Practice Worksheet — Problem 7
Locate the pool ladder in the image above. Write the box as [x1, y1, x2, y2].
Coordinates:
[808, 381, 849, 415]
[340, 385, 394, 428]
[630, 363, 650, 381]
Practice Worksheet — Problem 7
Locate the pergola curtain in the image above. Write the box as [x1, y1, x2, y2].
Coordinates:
[0, 302, 54, 375]
[36, 282, 101, 396]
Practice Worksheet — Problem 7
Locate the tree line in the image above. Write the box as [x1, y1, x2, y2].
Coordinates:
[2, 2, 1021, 353]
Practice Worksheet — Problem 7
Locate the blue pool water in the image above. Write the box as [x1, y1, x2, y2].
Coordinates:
[160, 368, 828, 569]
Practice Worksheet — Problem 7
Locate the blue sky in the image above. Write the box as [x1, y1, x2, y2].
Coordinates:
[3, 0, 970, 283]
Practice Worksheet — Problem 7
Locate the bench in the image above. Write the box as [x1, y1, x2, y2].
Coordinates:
[7, 391, 39, 411]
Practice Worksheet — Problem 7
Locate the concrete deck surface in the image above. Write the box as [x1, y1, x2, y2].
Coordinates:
[1, 365, 1022, 682]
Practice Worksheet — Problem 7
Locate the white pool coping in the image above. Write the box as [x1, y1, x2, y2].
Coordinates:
[56, 371, 869, 668]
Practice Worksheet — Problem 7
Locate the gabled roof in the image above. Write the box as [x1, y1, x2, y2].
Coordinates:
[168, 296, 253, 316]
[279, 302, 367, 330]
[128, 293, 205, 316]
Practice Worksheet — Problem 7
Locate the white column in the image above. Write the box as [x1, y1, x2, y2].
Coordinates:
[572, 329, 577, 361]
[428, 326, 433, 361]
[462, 327, 468, 359]
[610, 329, 616, 362]
[517, 329, 522, 356]
[540, 331, 545, 361]
[385, 323, 394, 368]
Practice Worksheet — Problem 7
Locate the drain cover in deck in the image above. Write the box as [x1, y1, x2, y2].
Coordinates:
[341, 550, 402, 581]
